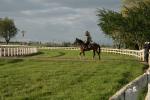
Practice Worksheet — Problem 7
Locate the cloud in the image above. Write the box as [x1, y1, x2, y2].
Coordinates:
[0, 0, 121, 44]
[29, 0, 121, 9]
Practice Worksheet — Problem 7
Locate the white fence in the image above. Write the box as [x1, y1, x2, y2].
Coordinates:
[38, 47, 80, 50]
[101, 48, 144, 61]
[38, 47, 145, 61]
[0, 45, 38, 57]
[109, 72, 148, 100]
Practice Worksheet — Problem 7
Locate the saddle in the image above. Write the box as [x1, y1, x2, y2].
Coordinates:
[85, 43, 91, 49]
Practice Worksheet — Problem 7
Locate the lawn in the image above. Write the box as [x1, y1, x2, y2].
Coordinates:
[0, 49, 145, 100]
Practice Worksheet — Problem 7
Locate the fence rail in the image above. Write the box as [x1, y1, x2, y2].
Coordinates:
[101, 48, 144, 61]
[38, 47, 145, 61]
[38, 47, 80, 50]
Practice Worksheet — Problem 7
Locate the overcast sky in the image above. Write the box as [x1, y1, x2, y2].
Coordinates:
[0, 0, 121, 44]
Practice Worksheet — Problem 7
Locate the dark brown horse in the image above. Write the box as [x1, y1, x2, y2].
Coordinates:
[74, 38, 101, 60]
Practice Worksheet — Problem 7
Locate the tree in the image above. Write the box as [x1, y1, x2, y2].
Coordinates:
[123, 1, 150, 49]
[0, 17, 18, 44]
[124, 0, 149, 4]
[97, 1, 150, 49]
[123, 0, 144, 5]
[121, 0, 148, 15]
[97, 9, 127, 48]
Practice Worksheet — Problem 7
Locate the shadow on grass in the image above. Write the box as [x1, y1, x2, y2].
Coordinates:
[142, 64, 149, 72]
[51, 52, 66, 58]
[0, 59, 23, 65]
[7, 59, 23, 64]
[21, 51, 66, 59]
[117, 71, 132, 86]
[102, 58, 138, 62]
[24, 52, 44, 57]
[0, 63, 5, 66]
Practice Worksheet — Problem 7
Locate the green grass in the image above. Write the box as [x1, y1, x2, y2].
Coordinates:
[0, 50, 145, 100]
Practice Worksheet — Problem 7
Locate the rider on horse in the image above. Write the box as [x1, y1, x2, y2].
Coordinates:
[85, 31, 92, 48]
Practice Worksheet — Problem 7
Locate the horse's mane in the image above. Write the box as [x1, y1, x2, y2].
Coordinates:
[76, 38, 84, 44]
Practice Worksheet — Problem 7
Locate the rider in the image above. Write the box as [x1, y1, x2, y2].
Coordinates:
[84, 31, 92, 48]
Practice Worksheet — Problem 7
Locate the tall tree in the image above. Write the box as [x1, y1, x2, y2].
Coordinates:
[0, 17, 18, 44]
[123, 1, 150, 49]
[97, 1, 150, 49]
[97, 9, 127, 48]
[121, 0, 148, 15]
[122, 0, 148, 7]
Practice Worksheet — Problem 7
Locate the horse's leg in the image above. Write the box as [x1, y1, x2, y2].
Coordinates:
[96, 50, 100, 60]
[83, 51, 85, 60]
[93, 50, 95, 60]
[80, 52, 82, 56]
[83, 51, 85, 56]
[80, 49, 85, 59]
[79, 52, 82, 59]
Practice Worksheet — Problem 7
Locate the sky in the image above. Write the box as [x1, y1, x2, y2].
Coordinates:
[0, 0, 121, 44]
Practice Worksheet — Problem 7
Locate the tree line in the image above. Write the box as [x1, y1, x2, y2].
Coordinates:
[97, 0, 150, 50]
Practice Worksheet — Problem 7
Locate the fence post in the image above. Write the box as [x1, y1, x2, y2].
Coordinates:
[22, 48, 25, 55]
[8, 48, 10, 56]
[16, 48, 19, 56]
[14, 48, 16, 56]
[21, 48, 23, 55]
[142, 49, 145, 61]
[3, 47, 6, 57]
[11, 48, 13, 56]
[18, 48, 20, 56]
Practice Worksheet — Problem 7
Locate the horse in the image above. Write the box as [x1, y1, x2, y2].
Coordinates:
[74, 38, 101, 60]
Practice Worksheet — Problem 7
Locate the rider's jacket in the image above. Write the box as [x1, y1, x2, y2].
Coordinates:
[85, 35, 92, 44]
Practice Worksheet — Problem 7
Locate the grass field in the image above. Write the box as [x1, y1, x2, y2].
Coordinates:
[0, 49, 145, 100]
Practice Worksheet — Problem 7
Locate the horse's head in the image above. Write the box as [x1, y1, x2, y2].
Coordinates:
[73, 38, 79, 45]
[74, 38, 84, 45]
